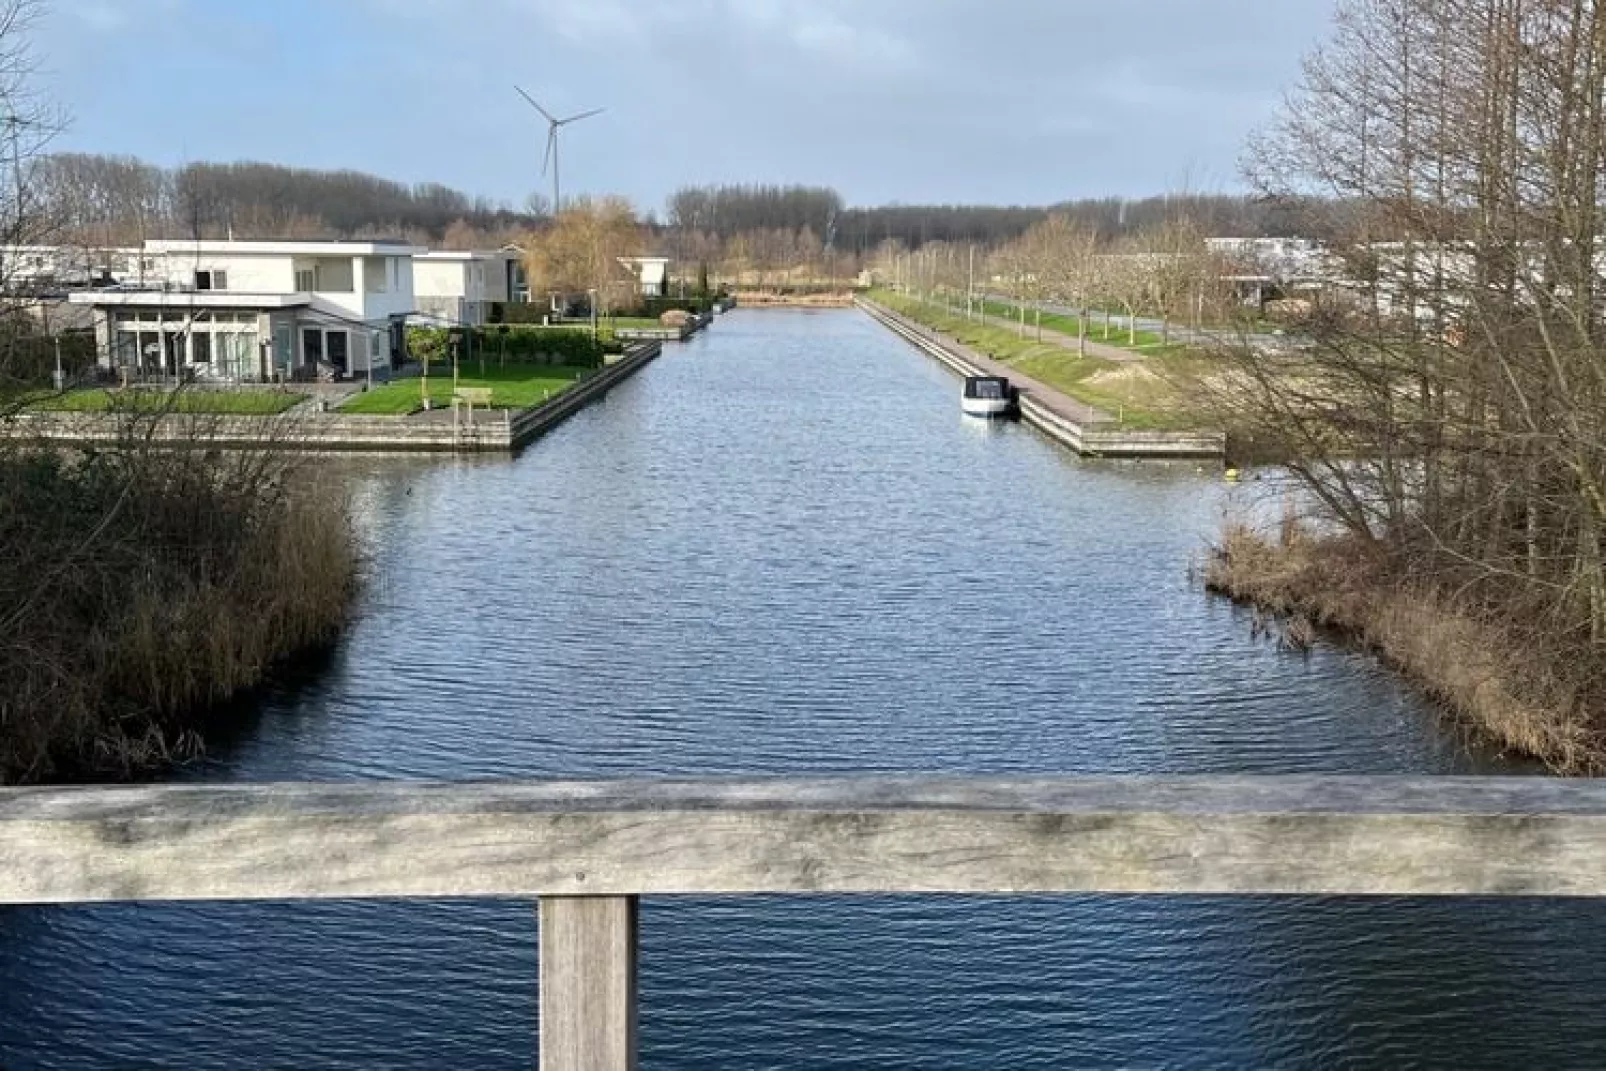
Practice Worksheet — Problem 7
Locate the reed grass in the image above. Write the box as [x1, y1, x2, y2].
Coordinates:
[0, 444, 358, 783]
[1204, 522, 1602, 772]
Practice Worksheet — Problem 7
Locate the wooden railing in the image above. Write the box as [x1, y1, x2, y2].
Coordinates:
[5, 775, 1605, 1068]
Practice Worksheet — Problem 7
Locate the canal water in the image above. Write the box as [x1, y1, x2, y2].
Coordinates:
[3, 309, 1603, 1068]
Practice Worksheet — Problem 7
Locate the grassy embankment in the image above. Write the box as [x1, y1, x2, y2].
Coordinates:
[339, 364, 587, 415]
[1205, 523, 1604, 773]
[869, 289, 1215, 431]
[0, 446, 358, 783]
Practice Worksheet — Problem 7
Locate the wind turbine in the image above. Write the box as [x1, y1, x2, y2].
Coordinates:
[515, 87, 604, 215]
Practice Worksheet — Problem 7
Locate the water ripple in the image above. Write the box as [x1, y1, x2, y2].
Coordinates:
[1, 310, 1594, 1069]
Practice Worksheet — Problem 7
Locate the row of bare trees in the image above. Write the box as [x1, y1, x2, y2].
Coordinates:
[868, 215, 1244, 346]
[34, 153, 539, 247]
[1222, 0, 1606, 677]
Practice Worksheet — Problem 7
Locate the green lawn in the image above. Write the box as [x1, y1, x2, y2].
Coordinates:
[338, 365, 588, 415]
[29, 388, 304, 415]
[605, 316, 673, 330]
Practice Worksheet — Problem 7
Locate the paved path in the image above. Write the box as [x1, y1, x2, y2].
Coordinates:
[988, 293, 1287, 351]
[928, 297, 1150, 364]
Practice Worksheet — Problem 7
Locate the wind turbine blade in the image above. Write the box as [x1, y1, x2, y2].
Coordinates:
[559, 107, 606, 125]
[541, 130, 556, 177]
[514, 85, 557, 124]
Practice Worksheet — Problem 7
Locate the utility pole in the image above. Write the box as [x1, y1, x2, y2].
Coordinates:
[967, 245, 975, 320]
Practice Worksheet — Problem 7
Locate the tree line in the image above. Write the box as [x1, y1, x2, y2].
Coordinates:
[37, 154, 1318, 258]
[665, 183, 1311, 253]
[36, 153, 538, 247]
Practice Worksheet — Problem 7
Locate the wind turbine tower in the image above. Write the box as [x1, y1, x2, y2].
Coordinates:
[515, 86, 604, 214]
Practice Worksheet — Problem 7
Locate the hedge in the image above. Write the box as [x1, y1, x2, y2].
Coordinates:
[406, 326, 604, 368]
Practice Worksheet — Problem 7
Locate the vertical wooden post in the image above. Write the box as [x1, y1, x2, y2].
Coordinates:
[539, 896, 638, 1071]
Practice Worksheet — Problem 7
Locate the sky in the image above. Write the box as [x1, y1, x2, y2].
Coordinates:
[37, 0, 1338, 214]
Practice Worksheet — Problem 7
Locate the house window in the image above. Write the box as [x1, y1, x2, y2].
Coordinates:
[294, 268, 316, 292]
[195, 270, 227, 291]
[191, 333, 212, 364]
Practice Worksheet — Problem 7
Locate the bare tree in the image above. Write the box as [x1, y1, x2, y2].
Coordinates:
[520, 196, 644, 315]
[1220, 0, 1606, 740]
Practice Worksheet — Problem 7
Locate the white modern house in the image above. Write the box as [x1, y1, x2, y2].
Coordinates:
[69, 239, 423, 381]
[618, 255, 671, 298]
[411, 249, 520, 326]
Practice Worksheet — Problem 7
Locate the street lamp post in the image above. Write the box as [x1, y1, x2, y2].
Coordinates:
[588, 288, 598, 338]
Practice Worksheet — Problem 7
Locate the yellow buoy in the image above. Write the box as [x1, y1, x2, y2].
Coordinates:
[1224, 467, 1241, 482]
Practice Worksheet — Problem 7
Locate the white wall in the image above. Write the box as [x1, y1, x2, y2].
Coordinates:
[152, 251, 296, 293]
[414, 259, 468, 301]
[144, 248, 415, 328]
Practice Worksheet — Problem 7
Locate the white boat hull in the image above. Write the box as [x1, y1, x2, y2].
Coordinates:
[961, 395, 1012, 418]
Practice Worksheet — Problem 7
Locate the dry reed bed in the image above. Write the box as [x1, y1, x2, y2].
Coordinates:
[1205, 523, 1604, 773]
[0, 444, 358, 783]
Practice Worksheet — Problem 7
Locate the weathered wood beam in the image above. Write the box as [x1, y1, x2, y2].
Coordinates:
[539, 896, 637, 1071]
[4, 776, 1606, 903]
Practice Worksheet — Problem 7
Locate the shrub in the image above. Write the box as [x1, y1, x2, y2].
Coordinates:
[407, 325, 603, 368]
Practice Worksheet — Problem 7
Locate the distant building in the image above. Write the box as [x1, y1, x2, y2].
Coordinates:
[68, 239, 424, 381]
[412, 250, 522, 326]
[617, 255, 671, 298]
[1206, 237, 1338, 307]
[501, 244, 532, 304]
[0, 244, 143, 292]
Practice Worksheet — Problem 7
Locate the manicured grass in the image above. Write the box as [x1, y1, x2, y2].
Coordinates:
[29, 388, 304, 415]
[338, 364, 588, 415]
[869, 290, 1214, 430]
[605, 316, 671, 330]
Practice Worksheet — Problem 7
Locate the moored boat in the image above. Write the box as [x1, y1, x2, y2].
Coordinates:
[961, 374, 1016, 418]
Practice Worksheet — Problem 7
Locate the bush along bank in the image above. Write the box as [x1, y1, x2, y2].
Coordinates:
[407, 325, 606, 368]
[0, 446, 359, 783]
[1204, 523, 1604, 773]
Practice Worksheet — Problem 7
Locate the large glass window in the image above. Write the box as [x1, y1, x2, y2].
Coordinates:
[302, 327, 323, 366]
[215, 330, 256, 379]
[273, 323, 293, 375]
[326, 331, 348, 373]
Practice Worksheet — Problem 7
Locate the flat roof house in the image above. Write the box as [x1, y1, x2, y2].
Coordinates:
[412, 249, 521, 327]
[618, 255, 670, 298]
[69, 239, 423, 382]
